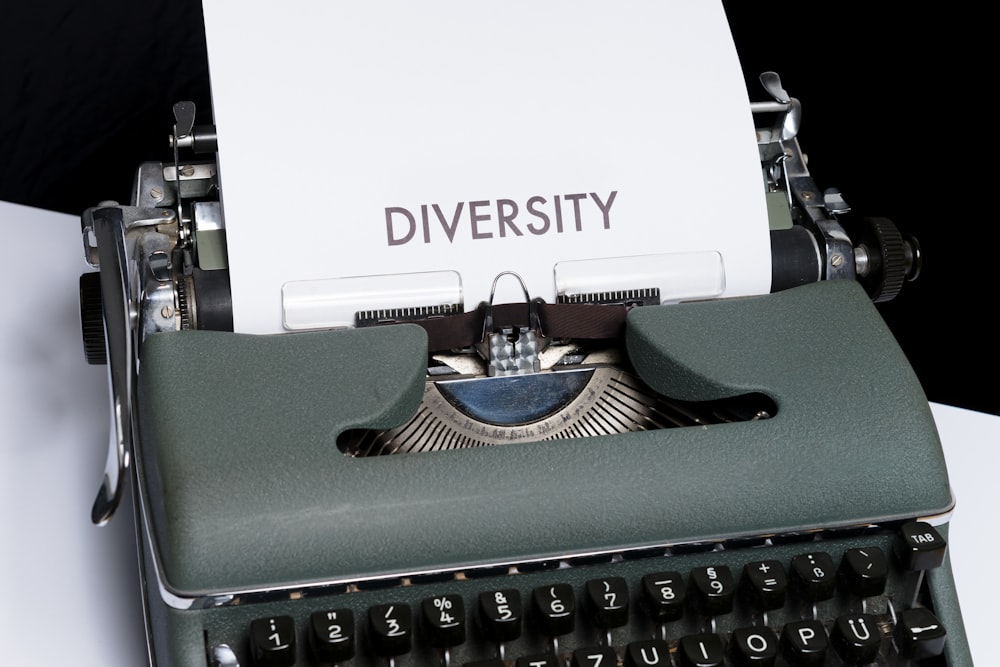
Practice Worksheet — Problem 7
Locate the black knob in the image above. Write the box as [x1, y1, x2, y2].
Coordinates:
[853, 217, 919, 303]
[79, 272, 106, 365]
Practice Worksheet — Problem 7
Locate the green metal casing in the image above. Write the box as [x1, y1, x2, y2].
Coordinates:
[134, 280, 967, 663]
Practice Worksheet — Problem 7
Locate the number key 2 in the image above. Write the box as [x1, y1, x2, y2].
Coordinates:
[309, 609, 354, 663]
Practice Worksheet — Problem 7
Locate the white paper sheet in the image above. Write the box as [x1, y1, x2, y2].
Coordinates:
[201, 1, 771, 334]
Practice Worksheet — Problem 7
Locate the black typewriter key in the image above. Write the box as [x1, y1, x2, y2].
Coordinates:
[309, 608, 355, 663]
[368, 603, 413, 657]
[585, 576, 630, 629]
[640, 571, 686, 622]
[839, 546, 888, 597]
[688, 565, 736, 616]
[515, 654, 560, 667]
[421, 594, 466, 648]
[789, 552, 837, 602]
[532, 583, 576, 636]
[624, 639, 672, 666]
[897, 521, 948, 570]
[729, 626, 778, 666]
[572, 646, 618, 667]
[249, 616, 296, 667]
[831, 613, 882, 664]
[463, 661, 505, 667]
[677, 633, 725, 667]
[740, 560, 787, 612]
[478, 589, 523, 643]
[895, 606, 947, 659]
[780, 619, 828, 666]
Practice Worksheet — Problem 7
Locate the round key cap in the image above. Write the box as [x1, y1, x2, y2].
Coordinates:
[625, 640, 671, 666]
[839, 547, 888, 598]
[532, 583, 576, 636]
[678, 633, 725, 667]
[422, 594, 466, 648]
[309, 609, 355, 663]
[741, 560, 787, 612]
[573, 646, 618, 667]
[585, 577, 630, 629]
[249, 616, 296, 667]
[790, 552, 837, 603]
[368, 603, 412, 657]
[641, 571, 686, 622]
[478, 589, 522, 643]
[895, 607, 947, 659]
[831, 613, 881, 664]
[896, 521, 947, 570]
[780, 620, 828, 666]
[688, 566, 735, 616]
[729, 626, 778, 666]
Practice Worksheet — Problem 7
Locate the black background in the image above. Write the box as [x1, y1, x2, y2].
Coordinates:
[2, 2, 994, 414]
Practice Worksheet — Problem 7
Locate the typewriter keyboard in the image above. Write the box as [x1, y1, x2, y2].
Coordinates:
[202, 522, 951, 666]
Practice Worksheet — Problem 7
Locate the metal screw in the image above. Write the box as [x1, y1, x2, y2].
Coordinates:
[161, 305, 174, 319]
[830, 254, 844, 268]
[150, 186, 164, 201]
[179, 165, 195, 178]
[800, 191, 815, 201]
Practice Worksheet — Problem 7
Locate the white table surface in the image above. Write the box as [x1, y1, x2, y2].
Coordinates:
[1, 200, 994, 665]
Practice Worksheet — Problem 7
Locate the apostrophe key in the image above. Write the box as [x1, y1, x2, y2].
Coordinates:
[838, 547, 888, 605]
[309, 608, 355, 664]
[368, 603, 413, 661]
[249, 616, 296, 667]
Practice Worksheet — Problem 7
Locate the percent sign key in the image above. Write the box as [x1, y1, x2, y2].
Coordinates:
[423, 594, 467, 648]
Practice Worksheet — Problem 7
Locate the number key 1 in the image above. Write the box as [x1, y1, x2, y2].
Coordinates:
[249, 616, 296, 667]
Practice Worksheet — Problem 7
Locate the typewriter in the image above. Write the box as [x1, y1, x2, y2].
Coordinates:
[77, 19, 968, 667]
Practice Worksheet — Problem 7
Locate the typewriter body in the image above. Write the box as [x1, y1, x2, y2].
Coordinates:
[79, 21, 968, 667]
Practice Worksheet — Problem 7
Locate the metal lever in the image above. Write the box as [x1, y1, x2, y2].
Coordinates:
[757, 71, 801, 141]
[84, 207, 137, 525]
